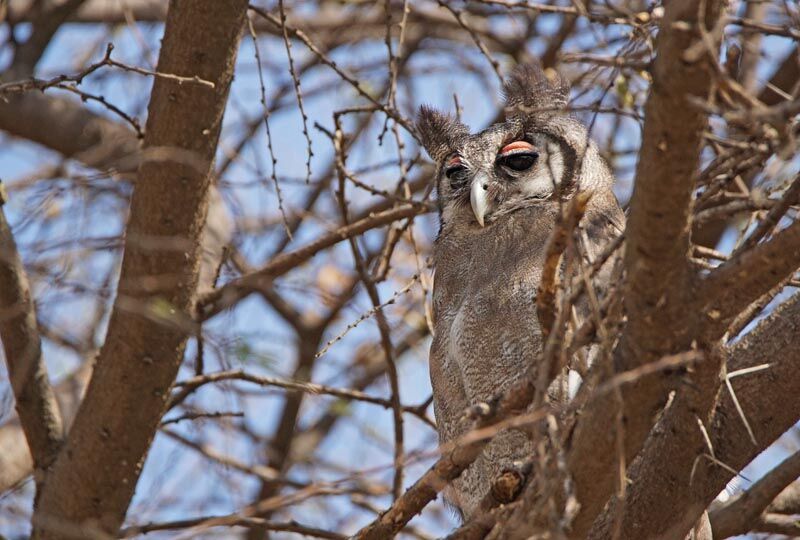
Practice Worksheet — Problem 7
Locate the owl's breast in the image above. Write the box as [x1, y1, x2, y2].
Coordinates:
[447, 279, 542, 404]
[430, 209, 554, 433]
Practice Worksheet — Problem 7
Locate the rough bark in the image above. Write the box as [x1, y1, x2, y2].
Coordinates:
[0, 38, 232, 501]
[591, 292, 800, 540]
[587, 353, 723, 540]
[29, 1, 248, 537]
[0, 192, 64, 489]
[564, 2, 725, 536]
[709, 450, 800, 538]
[699, 218, 800, 334]
[671, 292, 800, 539]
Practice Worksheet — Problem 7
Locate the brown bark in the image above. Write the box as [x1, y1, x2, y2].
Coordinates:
[0, 92, 141, 173]
[1, 2, 798, 539]
[678, 292, 800, 537]
[0, 191, 64, 488]
[564, 2, 725, 536]
[768, 482, 800, 514]
[29, 1, 248, 537]
[710, 450, 800, 538]
[699, 217, 800, 335]
[0, 21, 232, 500]
[586, 352, 723, 540]
[593, 291, 800, 540]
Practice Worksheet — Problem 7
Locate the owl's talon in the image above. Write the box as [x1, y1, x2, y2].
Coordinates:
[490, 465, 527, 504]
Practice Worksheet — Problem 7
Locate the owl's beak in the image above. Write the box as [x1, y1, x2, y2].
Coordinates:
[470, 174, 490, 227]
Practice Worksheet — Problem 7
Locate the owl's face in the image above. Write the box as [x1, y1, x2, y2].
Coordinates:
[417, 64, 612, 233]
[433, 121, 576, 228]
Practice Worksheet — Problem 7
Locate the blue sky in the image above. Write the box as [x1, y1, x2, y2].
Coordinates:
[1, 4, 799, 538]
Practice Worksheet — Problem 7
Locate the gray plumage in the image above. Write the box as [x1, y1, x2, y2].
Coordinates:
[418, 63, 624, 518]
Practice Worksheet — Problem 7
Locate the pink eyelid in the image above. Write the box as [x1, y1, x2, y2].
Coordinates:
[446, 155, 463, 168]
[499, 140, 535, 155]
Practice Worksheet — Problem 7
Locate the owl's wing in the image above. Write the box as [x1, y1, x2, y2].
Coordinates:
[579, 191, 625, 263]
[587, 191, 625, 240]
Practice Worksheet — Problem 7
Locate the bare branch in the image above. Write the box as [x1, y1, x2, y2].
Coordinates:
[699, 217, 800, 336]
[351, 367, 540, 540]
[196, 203, 431, 319]
[0, 91, 141, 172]
[30, 2, 249, 537]
[2, 1, 799, 539]
[750, 513, 800, 536]
[597, 291, 800, 540]
[693, 44, 800, 248]
[0, 186, 64, 485]
[353, 350, 704, 540]
[121, 516, 345, 539]
[537, 192, 590, 339]
[168, 369, 433, 425]
[1, 42, 215, 96]
[710, 450, 800, 538]
[6, 0, 86, 78]
[565, 1, 726, 536]
[768, 482, 800, 515]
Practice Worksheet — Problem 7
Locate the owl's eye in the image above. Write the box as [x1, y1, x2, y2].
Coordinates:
[497, 141, 539, 172]
[445, 165, 468, 189]
[445, 164, 467, 179]
[500, 153, 538, 171]
[444, 156, 469, 189]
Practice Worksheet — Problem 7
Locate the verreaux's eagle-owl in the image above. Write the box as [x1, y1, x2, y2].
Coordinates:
[417, 63, 624, 518]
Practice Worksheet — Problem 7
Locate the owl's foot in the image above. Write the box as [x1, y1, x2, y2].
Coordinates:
[489, 460, 532, 506]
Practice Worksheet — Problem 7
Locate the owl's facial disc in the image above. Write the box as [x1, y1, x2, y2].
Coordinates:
[469, 140, 541, 227]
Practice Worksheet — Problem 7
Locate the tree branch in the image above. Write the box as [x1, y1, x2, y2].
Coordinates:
[699, 217, 800, 336]
[30, 2, 249, 537]
[586, 351, 725, 540]
[9, 0, 517, 55]
[709, 450, 800, 538]
[351, 368, 541, 540]
[120, 516, 345, 539]
[693, 45, 800, 248]
[0, 22, 232, 498]
[749, 513, 800, 536]
[167, 369, 432, 425]
[196, 203, 431, 320]
[0, 92, 141, 173]
[0, 363, 91, 493]
[594, 291, 800, 540]
[0, 186, 64, 487]
[6, 0, 87, 78]
[564, 2, 725, 536]
[768, 482, 800, 515]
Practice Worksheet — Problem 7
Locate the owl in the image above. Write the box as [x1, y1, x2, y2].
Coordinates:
[417, 63, 625, 518]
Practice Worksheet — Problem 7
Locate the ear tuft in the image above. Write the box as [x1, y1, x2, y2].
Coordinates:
[416, 105, 469, 162]
[503, 63, 570, 121]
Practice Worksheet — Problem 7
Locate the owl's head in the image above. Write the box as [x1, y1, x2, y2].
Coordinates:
[417, 63, 614, 229]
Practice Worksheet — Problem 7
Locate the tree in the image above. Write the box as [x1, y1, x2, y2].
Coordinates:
[0, 1, 799, 539]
